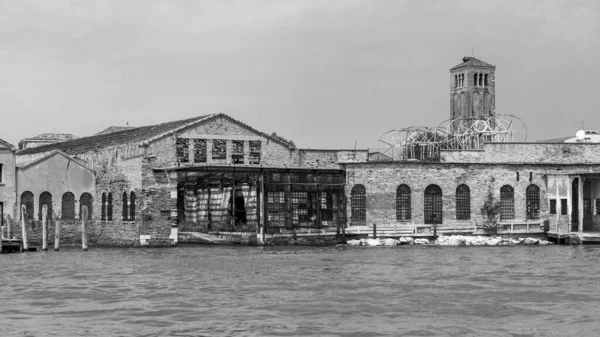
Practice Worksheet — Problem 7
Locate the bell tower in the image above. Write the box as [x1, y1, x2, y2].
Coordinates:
[449, 56, 496, 120]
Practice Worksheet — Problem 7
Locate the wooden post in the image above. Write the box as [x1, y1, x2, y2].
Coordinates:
[373, 223, 377, 239]
[261, 170, 267, 244]
[42, 204, 48, 251]
[54, 220, 60, 251]
[7, 218, 11, 239]
[21, 205, 28, 251]
[82, 206, 88, 251]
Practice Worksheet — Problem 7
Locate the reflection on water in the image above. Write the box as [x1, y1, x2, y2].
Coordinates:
[1, 245, 600, 336]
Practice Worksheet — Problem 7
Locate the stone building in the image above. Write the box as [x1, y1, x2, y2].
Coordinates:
[18, 133, 79, 150]
[0, 138, 17, 231]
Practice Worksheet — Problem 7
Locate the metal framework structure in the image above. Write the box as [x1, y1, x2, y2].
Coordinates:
[375, 114, 527, 161]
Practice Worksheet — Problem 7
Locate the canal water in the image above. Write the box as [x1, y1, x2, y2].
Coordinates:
[1, 245, 599, 337]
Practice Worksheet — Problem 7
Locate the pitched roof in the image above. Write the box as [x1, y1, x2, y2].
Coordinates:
[0, 138, 15, 149]
[17, 149, 93, 173]
[94, 126, 135, 136]
[22, 133, 79, 141]
[450, 56, 495, 71]
[17, 113, 296, 156]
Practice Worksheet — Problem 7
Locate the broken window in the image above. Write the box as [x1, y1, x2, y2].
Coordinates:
[500, 185, 514, 220]
[39, 192, 53, 221]
[249, 140, 261, 164]
[351, 184, 366, 224]
[291, 191, 310, 225]
[526, 184, 540, 220]
[232, 140, 244, 164]
[267, 191, 285, 227]
[550, 199, 556, 215]
[62, 192, 75, 220]
[20, 191, 34, 220]
[176, 138, 189, 163]
[193, 139, 207, 163]
[212, 139, 226, 160]
[456, 184, 470, 220]
[396, 184, 411, 221]
[80, 193, 93, 220]
[130, 192, 136, 221]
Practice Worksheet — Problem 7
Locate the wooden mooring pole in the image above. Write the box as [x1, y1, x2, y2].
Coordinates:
[21, 205, 28, 251]
[373, 223, 377, 239]
[81, 206, 88, 251]
[54, 220, 60, 251]
[42, 204, 48, 251]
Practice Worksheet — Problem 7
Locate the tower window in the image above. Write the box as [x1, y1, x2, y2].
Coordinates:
[484, 74, 488, 87]
[474, 73, 478, 87]
[479, 73, 483, 87]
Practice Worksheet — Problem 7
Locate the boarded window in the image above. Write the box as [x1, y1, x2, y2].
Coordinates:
[193, 139, 207, 163]
[20, 191, 34, 220]
[101, 192, 107, 221]
[232, 140, 244, 164]
[526, 185, 540, 220]
[249, 140, 261, 164]
[62, 192, 75, 220]
[130, 192, 136, 221]
[351, 184, 366, 224]
[212, 139, 227, 160]
[320, 192, 333, 221]
[424, 185, 442, 224]
[456, 184, 470, 220]
[561, 199, 568, 215]
[396, 185, 411, 221]
[39, 192, 53, 221]
[550, 199, 556, 215]
[122, 192, 128, 221]
[500, 185, 515, 220]
[107, 192, 113, 221]
[176, 138, 189, 163]
[80, 193, 93, 220]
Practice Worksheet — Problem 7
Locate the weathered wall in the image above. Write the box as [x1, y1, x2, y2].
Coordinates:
[442, 143, 600, 164]
[344, 162, 600, 231]
[0, 147, 17, 222]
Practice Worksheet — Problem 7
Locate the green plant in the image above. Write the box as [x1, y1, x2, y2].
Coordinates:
[482, 189, 500, 235]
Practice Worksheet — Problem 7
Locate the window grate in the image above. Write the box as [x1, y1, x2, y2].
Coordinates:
[456, 184, 470, 220]
[396, 185, 411, 221]
[193, 139, 207, 163]
[526, 184, 540, 220]
[584, 199, 591, 215]
[212, 139, 227, 160]
[176, 138, 189, 163]
[351, 185, 366, 223]
[500, 185, 515, 220]
[249, 140, 261, 164]
[424, 185, 442, 224]
[321, 192, 333, 221]
[231, 140, 244, 164]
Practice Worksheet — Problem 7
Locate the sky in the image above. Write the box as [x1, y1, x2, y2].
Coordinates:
[1, 0, 599, 149]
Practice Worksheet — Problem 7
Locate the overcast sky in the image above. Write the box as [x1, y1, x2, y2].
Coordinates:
[1, 0, 599, 149]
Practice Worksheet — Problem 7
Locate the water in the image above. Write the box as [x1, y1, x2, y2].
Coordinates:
[1, 245, 600, 337]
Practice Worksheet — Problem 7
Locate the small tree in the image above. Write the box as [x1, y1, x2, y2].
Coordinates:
[482, 190, 500, 235]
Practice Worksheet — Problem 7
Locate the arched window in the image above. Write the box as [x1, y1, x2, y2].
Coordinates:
[500, 185, 515, 220]
[424, 185, 442, 224]
[20, 191, 34, 220]
[62, 192, 75, 220]
[101, 192, 107, 221]
[130, 192, 136, 221]
[122, 192, 128, 221]
[350, 184, 366, 224]
[80, 193, 93, 220]
[454, 75, 458, 88]
[396, 185, 411, 221]
[107, 192, 113, 221]
[456, 184, 470, 220]
[484, 74, 488, 87]
[526, 184, 540, 220]
[39, 192, 53, 221]
[479, 73, 483, 87]
[474, 73, 478, 87]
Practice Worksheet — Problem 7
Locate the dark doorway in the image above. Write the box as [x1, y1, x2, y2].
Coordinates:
[572, 178, 579, 232]
[228, 189, 247, 228]
[424, 185, 442, 224]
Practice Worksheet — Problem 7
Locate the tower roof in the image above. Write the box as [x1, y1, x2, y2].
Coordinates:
[450, 56, 495, 71]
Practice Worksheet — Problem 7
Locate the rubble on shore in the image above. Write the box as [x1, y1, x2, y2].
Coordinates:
[346, 235, 554, 247]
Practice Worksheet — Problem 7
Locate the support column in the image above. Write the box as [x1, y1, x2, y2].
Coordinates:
[579, 175, 584, 235]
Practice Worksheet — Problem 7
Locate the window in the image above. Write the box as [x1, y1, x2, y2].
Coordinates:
[500, 185, 514, 220]
[456, 184, 470, 220]
[550, 199, 556, 215]
[176, 138, 189, 163]
[62, 192, 75, 220]
[526, 185, 540, 220]
[291, 191, 310, 225]
[584, 199, 591, 215]
[267, 191, 285, 227]
[424, 185, 443, 224]
[212, 139, 226, 160]
[351, 184, 366, 224]
[396, 184, 411, 221]
[320, 192, 333, 222]
[20, 191, 34, 220]
[561, 199, 568, 215]
[194, 139, 207, 163]
[0, 202, 3, 229]
[101, 192, 107, 221]
[122, 192, 128, 221]
[232, 140, 244, 164]
[249, 140, 261, 164]
[484, 74, 488, 87]
[474, 73, 478, 87]
[0, 164, 3, 183]
[107, 192, 113, 221]
[596, 199, 600, 215]
[79, 193, 93, 220]
[130, 192, 136, 221]
[39, 192, 53, 220]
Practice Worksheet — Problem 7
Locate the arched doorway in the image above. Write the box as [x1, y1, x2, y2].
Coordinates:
[424, 185, 442, 225]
